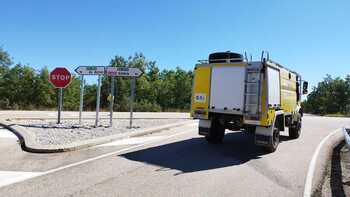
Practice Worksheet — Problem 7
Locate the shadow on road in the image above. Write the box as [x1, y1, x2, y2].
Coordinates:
[330, 142, 346, 197]
[122, 131, 292, 174]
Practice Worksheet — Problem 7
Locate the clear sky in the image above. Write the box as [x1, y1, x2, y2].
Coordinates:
[1, 0, 349, 87]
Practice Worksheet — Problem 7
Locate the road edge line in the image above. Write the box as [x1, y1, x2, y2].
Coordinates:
[303, 127, 345, 197]
[0, 127, 195, 189]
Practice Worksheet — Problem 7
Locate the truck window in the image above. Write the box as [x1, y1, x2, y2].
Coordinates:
[296, 81, 300, 101]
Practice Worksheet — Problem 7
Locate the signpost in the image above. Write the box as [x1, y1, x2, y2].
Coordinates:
[95, 75, 102, 127]
[78, 75, 84, 125]
[49, 67, 72, 124]
[74, 66, 143, 128]
[74, 66, 105, 127]
[106, 67, 143, 128]
[129, 77, 136, 128]
[108, 77, 115, 127]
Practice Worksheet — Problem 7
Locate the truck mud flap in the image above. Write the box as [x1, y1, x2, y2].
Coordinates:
[198, 119, 211, 136]
[255, 134, 270, 146]
[199, 127, 210, 136]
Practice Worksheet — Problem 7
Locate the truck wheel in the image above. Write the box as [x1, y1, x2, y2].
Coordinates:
[289, 119, 301, 139]
[264, 127, 280, 153]
[205, 119, 225, 144]
[244, 126, 256, 134]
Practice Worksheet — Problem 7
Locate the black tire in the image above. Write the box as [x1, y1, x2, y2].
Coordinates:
[244, 126, 256, 134]
[264, 127, 280, 153]
[289, 119, 301, 139]
[205, 119, 225, 144]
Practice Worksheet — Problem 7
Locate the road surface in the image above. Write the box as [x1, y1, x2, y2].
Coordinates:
[0, 115, 349, 197]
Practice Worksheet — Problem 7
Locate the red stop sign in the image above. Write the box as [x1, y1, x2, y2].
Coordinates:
[49, 67, 72, 88]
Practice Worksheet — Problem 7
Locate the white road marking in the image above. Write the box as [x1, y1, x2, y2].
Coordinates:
[97, 136, 164, 147]
[0, 127, 195, 188]
[303, 128, 341, 197]
[0, 171, 43, 188]
[47, 112, 56, 117]
[0, 129, 17, 139]
[343, 127, 350, 148]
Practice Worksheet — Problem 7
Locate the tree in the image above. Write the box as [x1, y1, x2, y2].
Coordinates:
[63, 75, 80, 110]
[33, 67, 56, 108]
[158, 69, 176, 110]
[303, 75, 350, 115]
[0, 47, 12, 68]
[0, 48, 194, 112]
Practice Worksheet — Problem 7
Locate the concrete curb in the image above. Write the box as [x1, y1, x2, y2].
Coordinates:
[343, 128, 350, 148]
[305, 127, 349, 197]
[0, 120, 195, 153]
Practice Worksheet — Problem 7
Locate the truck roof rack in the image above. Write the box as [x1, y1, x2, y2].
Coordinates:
[209, 52, 244, 63]
[261, 50, 301, 77]
[197, 51, 301, 77]
[198, 51, 245, 64]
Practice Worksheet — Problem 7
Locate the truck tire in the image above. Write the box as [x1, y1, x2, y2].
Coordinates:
[264, 127, 280, 153]
[205, 119, 225, 144]
[244, 126, 256, 134]
[289, 119, 301, 139]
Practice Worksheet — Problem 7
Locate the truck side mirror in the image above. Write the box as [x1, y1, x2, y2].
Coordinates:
[302, 81, 308, 94]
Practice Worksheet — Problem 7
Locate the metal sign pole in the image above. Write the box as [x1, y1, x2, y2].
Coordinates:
[57, 88, 63, 124]
[129, 77, 136, 128]
[95, 75, 102, 127]
[79, 75, 84, 125]
[109, 76, 115, 127]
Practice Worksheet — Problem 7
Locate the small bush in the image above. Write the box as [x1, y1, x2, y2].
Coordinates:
[134, 101, 161, 112]
[0, 99, 10, 109]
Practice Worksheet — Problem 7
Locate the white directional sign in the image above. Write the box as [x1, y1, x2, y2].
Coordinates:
[106, 67, 143, 77]
[75, 66, 105, 75]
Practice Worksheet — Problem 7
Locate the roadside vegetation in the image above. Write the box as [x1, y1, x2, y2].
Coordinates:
[303, 75, 350, 117]
[1, 47, 349, 115]
[0, 47, 193, 112]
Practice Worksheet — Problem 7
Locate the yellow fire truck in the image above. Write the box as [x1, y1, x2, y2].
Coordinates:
[191, 51, 308, 152]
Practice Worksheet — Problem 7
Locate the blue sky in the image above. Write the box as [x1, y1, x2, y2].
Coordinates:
[1, 0, 349, 87]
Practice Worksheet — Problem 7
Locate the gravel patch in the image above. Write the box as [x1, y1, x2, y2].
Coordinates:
[318, 142, 350, 197]
[11, 119, 188, 146]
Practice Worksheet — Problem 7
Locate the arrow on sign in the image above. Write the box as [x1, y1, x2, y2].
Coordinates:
[75, 66, 105, 75]
[106, 67, 143, 77]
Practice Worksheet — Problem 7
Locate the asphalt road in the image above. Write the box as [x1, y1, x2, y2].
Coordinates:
[0, 115, 349, 197]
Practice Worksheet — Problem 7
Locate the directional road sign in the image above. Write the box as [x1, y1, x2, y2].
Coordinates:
[49, 67, 72, 88]
[75, 66, 105, 75]
[106, 67, 143, 77]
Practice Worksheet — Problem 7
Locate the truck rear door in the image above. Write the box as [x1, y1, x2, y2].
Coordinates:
[210, 65, 246, 114]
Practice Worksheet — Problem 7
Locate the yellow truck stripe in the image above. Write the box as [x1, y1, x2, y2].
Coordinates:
[191, 65, 211, 119]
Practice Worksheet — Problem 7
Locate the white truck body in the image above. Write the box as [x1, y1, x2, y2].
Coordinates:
[209, 66, 245, 114]
[267, 67, 281, 106]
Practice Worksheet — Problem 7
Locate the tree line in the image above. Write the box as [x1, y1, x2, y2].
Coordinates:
[302, 75, 350, 116]
[0, 47, 193, 112]
[1, 47, 349, 115]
